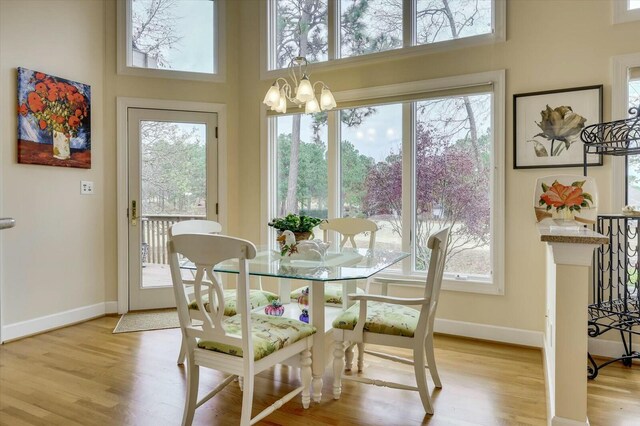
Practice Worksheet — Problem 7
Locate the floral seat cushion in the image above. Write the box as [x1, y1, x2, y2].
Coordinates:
[188, 289, 279, 317]
[291, 283, 364, 305]
[198, 314, 316, 361]
[332, 301, 420, 337]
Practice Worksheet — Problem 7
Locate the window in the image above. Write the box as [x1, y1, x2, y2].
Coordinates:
[119, 0, 223, 80]
[626, 67, 640, 205]
[266, 0, 504, 71]
[265, 71, 505, 293]
[613, 0, 640, 23]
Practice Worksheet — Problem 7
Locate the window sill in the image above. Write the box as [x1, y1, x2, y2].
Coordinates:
[371, 274, 504, 296]
[117, 65, 225, 83]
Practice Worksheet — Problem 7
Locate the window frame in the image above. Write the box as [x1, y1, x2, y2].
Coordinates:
[117, 0, 226, 82]
[261, 0, 506, 79]
[261, 70, 506, 295]
[613, 0, 640, 24]
[612, 53, 640, 210]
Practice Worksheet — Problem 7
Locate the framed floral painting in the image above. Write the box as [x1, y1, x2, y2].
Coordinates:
[533, 175, 598, 225]
[17, 67, 91, 168]
[514, 85, 602, 169]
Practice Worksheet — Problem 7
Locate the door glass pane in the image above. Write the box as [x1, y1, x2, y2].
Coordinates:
[416, 0, 492, 45]
[627, 68, 640, 205]
[340, 104, 403, 264]
[274, 113, 328, 218]
[131, 0, 215, 74]
[339, 0, 403, 58]
[274, 0, 328, 69]
[414, 94, 492, 279]
[141, 121, 207, 288]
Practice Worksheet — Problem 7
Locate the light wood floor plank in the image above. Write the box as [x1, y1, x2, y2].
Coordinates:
[0, 316, 637, 425]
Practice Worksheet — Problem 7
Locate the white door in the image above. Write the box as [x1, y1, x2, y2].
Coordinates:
[128, 108, 218, 310]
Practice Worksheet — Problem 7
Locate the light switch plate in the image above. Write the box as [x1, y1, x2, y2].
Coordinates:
[81, 180, 94, 195]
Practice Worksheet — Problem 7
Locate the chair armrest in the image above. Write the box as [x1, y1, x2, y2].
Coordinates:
[348, 293, 430, 305]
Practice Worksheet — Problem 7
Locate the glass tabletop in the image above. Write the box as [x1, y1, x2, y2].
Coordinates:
[181, 246, 410, 282]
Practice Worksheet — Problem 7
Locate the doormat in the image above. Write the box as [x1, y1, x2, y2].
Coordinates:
[113, 309, 180, 334]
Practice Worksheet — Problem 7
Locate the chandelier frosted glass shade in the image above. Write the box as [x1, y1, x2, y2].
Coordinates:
[263, 56, 336, 114]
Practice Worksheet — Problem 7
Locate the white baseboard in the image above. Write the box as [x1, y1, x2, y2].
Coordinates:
[434, 318, 544, 348]
[1, 301, 117, 343]
[551, 416, 589, 426]
[589, 337, 639, 364]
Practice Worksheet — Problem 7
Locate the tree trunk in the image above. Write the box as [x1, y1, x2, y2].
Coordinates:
[284, 0, 311, 214]
[285, 114, 302, 213]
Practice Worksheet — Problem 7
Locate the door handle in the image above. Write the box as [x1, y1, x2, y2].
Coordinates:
[131, 200, 138, 226]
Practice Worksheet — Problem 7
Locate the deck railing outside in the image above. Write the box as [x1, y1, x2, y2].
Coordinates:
[141, 214, 205, 264]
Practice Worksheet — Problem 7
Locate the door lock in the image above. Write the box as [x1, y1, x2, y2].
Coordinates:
[131, 200, 138, 226]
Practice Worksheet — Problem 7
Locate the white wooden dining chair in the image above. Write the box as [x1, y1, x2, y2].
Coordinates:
[168, 233, 315, 426]
[331, 227, 450, 415]
[170, 220, 279, 365]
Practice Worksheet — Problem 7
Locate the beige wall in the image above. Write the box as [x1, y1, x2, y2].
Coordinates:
[0, 0, 107, 324]
[1, 0, 638, 340]
[236, 0, 637, 334]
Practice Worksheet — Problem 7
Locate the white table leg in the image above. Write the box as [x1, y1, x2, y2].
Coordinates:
[310, 280, 324, 403]
[279, 278, 291, 304]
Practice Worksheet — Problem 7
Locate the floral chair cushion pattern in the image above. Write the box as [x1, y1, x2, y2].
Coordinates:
[291, 283, 364, 305]
[332, 301, 420, 338]
[198, 314, 316, 361]
[188, 289, 279, 317]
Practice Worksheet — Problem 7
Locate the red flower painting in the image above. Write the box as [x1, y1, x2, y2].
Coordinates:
[17, 67, 91, 168]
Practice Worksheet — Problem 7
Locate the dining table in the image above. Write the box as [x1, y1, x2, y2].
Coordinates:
[182, 245, 410, 403]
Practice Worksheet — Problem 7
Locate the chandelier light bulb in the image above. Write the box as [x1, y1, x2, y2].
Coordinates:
[320, 88, 336, 110]
[295, 76, 314, 103]
[305, 96, 320, 114]
[277, 91, 287, 113]
[263, 83, 281, 107]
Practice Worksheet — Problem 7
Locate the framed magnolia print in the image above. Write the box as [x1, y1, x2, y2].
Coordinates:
[514, 85, 603, 169]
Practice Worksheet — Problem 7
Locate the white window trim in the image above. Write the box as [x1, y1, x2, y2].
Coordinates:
[611, 52, 640, 210]
[116, 0, 226, 82]
[260, 70, 506, 295]
[260, 0, 505, 81]
[612, 0, 640, 24]
[116, 97, 229, 314]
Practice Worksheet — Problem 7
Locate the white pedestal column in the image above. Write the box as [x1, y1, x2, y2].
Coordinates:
[538, 221, 607, 426]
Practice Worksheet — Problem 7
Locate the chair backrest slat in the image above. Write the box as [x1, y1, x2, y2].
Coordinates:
[169, 219, 222, 237]
[320, 218, 378, 250]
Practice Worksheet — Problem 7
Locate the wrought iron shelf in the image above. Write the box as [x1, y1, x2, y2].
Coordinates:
[584, 107, 640, 379]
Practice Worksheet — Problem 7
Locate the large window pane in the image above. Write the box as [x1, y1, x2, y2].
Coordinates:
[339, 0, 403, 58]
[626, 69, 640, 205]
[340, 105, 403, 256]
[416, 0, 492, 45]
[131, 0, 215, 74]
[414, 94, 492, 278]
[275, 113, 328, 217]
[631, 0, 640, 10]
[274, 0, 328, 69]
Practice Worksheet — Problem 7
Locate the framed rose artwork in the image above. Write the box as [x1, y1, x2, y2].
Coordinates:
[514, 85, 603, 169]
[17, 67, 91, 168]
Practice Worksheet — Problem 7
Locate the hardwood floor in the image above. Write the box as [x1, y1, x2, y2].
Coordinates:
[0, 316, 636, 425]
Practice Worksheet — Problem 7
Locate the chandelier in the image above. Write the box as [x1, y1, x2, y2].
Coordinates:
[262, 56, 336, 114]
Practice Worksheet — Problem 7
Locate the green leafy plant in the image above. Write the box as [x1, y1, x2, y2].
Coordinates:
[268, 213, 323, 233]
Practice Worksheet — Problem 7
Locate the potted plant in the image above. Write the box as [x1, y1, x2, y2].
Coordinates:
[268, 213, 324, 245]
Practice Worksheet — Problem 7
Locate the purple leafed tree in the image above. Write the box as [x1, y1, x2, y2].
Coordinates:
[363, 123, 490, 270]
